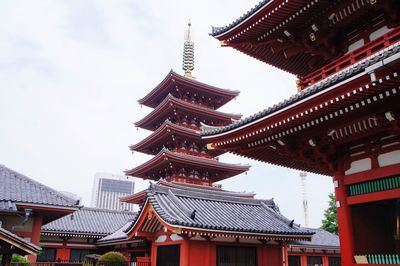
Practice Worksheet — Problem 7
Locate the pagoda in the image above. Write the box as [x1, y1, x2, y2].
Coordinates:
[116, 22, 313, 266]
[125, 21, 249, 189]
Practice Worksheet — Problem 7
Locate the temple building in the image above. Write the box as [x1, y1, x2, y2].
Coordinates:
[202, 1, 400, 265]
[39, 207, 134, 262]
[112, 22, 315, 266]
[0, 165, 80, 261]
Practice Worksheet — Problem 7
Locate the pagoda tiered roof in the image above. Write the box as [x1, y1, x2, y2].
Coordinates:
[135, 94, 242, 131]
[139, 70, 239, 109]
[130, 120, 224, 157]
[125, 148, 249, 182]
[211, 0, 400, 79]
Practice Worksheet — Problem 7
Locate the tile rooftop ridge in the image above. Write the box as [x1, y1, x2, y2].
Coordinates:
[210, 0, 272, 37]
[0, 165, 79, 207]
[79, 206, 134, 214]
[157, 180, 255, 196]
[151, 183, 272, 206]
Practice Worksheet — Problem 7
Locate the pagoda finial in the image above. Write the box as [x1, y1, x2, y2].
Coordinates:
[183, 19, 195, 79]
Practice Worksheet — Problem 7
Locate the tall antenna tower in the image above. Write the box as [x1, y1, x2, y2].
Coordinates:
[300, 172, 310, 227]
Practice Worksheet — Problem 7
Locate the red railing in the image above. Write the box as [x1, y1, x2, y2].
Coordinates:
[301, 26, 400, 89]
[135, 257, 150, 266]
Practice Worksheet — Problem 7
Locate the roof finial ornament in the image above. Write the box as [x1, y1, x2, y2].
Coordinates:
[183, 19, 195, 79]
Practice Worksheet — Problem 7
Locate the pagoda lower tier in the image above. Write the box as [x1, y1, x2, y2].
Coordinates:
[125, 148, 249, 186]
[135, 94, 241, 131]
[139, 70, 239, 109]
[130, 120, 224, 157]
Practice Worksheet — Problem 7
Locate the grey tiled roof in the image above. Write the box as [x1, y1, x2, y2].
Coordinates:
[127, 183, 313, 237]
[0, 200, 17, 212]
[97, 220, 134, 243]
[42, 207, 135, 236]
[210, 0, 272, 36]
[290, 228, 339, 248]
[0, 227, 41, 254]
[201, 42, 400, 137]
[0, 165, 80, 209]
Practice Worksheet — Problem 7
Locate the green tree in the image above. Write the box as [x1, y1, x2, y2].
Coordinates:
[97, 252, 126, 266]
[321, 193, 338, 234]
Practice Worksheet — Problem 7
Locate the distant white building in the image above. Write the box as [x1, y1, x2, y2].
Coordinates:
[91, 173, 135, 211]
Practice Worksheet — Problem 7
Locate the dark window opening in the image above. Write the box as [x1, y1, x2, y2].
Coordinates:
[307, 256, 322, 266]
[156, 245, 180, 266]
[328, 256, 341, 266]
[217, 246, 257, 266]
[288, 255, 301, 266]
[37, 248, 56, 262]
[69, 249, 92, 262]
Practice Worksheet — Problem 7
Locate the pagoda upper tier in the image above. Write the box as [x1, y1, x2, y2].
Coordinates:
[125, 148, 249, 185]
[130, 120, 224, 157]
[139, 70, 239, 109]
[135, 94, 241, 131]
[211, 0, 400, 88]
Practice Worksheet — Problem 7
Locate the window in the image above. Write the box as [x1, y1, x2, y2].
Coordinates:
[307, 256, 323, 266]
[289, 256, 301, 266]
[69, 249, 92, 262]
[328, 256, 341, 266]
[156, 245, 180, 266]
[217, 246, 257, 266]
[37, 248, 56, 262]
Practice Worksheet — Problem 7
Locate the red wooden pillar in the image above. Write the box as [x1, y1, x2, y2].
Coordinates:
[56, 239, 71, 261]
[322, 255, 329, 266]
[209, 242, 216, 266]
[300, 255, 307, 266]
[281, 242, 289, 266]
[151, 242, 157, 266]
[28, 214, 43, 262]
[334, 171, 355, 266]
[180, 240, 189, 266]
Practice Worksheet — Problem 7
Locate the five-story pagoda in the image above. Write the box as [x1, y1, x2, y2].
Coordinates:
[125, 22, 249, 188]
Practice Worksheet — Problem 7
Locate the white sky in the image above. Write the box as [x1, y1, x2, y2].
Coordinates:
[0, 0, 334, 228]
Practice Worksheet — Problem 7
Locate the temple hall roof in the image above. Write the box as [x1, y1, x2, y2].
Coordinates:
[41, 207, 135, 237]
[201, 42, 400, 137]
[96, 220, 134, 244]
[126, 183, 313, 238]
[0, 165, 80, 211]
[289, 228, 339, 248]
[210, 0, 272, 37]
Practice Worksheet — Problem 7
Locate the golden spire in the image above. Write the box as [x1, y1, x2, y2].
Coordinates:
[183, 19, 195, 79]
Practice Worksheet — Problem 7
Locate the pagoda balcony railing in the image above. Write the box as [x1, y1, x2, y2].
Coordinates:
[172, 148, 216, 160]
[301, 26, 400, 89]
[354, 254, 400, 264]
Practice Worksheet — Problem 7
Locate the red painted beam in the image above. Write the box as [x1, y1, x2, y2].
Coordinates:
[347, 188, 400, 205]
[344, 163, 400, 185]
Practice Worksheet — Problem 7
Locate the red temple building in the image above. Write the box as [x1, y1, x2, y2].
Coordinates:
[202, 0, 400, 265]
[117, 22, 316, 266]
[0, 165, 80, 262]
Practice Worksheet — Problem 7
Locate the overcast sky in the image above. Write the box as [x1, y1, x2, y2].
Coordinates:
[0, 0, 334, 228]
